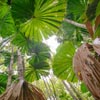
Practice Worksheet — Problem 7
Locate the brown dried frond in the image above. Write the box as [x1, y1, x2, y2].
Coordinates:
[73, 43, 100, 100]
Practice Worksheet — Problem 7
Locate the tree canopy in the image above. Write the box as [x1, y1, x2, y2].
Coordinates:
[0, 0, 100, 99]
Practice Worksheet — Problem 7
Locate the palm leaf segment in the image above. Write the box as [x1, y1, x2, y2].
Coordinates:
[11, 0, 66, 41]
[25, 42, 51, 82]
[0, 1, 15, 38]
[0, 73, 7, 94]
[52, 42, 78, 82]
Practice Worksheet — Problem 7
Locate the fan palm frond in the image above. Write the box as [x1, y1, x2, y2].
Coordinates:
[11, 0, 66, 41]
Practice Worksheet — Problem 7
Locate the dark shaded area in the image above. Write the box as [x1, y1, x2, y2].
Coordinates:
[7, 0, 12, 5]
[86, 0, 100, 21]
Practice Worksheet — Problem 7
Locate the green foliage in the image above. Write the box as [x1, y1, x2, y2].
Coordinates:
[0, 50, 17, 66]
[0, 73, 7, 94]
[27, 42, 51, 59]
[52, 42, 77, 82]
[34, 78, 73, 100]
[59, 92, 73, 100]
[86, 0, 100, 21]
[25, 61, 50, 82]
[96, 1, 100, 16]
[25, 42, 51, 82]
[12, 33, 51, 56]
[0, 2, 8, 18]
[1, 51, 11, 66]
[93, 25, 100, 38]
[12, 33, 30, 53]
[61, 21, 76, 41]
[81, 82, 89, 93]
[0, 2, 15, 38]
[57, 0, 88, 43]
[80, 82, 93, 99]
[67, 0, 87, 20]
[0, 0, 97, 98]
[11, 0, 66, 41]
[58, 21, 84, 42]
[0, 0, 7, 3]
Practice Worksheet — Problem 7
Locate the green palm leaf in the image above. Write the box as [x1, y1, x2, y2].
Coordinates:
[11, 33, 30, 53]
[25, 61, 50, 82]
[12, 33, 51, 57]
[52, 42, 77, 82]
[67, 0, 88, 20]
[0, 2, 15, 38]
[0, 50, 17, 67]
[0, 73, 7, 94]
[11, 0, 66, 41]
[25, 42, 51, 82]
[96, 1, 100, 16]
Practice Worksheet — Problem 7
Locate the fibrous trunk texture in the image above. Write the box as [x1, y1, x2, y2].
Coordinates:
[0, 81, 46, 100]
[73, 43, 100, 100]
[17, 49, 24, 80]
[0, 49, 46, 100]
[62, 81, 78, 100]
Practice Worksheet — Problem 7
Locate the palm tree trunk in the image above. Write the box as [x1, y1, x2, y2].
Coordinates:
[7, 47, 14, 89]
[62, 80, 78, 100]
[17, 49, 24, 80]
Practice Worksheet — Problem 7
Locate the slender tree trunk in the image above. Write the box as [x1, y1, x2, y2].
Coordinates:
[69, 82, 83, 100]
[62, 80, 78, 100]
[17, 49, 24, 80]
[64, 18, 86, 29]
[7, 47, 14, 89]
[42, 76, 52, 100]
[45, 77, 56, 100]
[48, 76, 57, 100]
